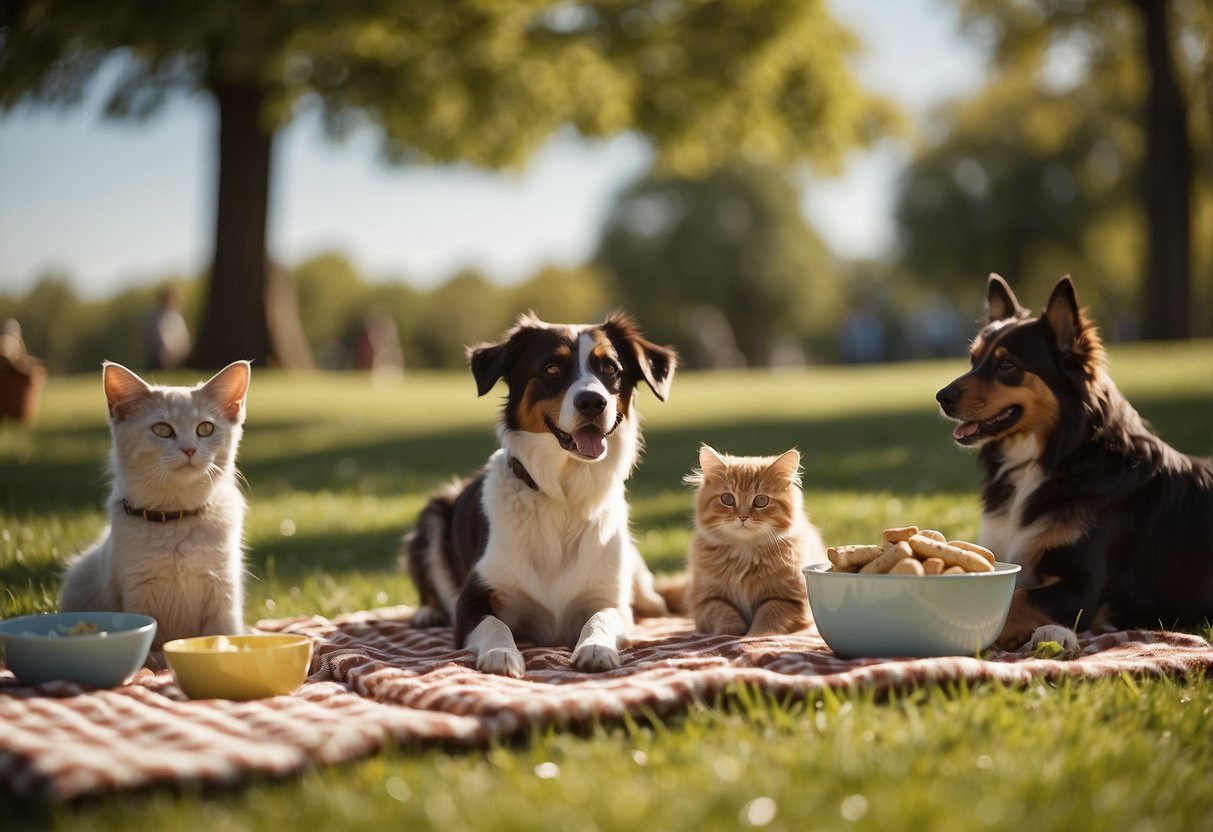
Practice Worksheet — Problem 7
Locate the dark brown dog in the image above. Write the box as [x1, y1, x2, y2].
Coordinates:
[937, 274, 1213, 649]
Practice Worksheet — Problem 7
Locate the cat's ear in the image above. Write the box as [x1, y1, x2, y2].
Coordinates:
[103, 362, 152, 420]
[201, 360, 251, 421]
[698, 444, 727, 476]
[767, 448, 802, 486]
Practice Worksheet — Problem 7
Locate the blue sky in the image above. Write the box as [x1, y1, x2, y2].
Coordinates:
[0, 0, 987, 300]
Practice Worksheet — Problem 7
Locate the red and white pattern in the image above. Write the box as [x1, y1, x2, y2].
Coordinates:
[2, 607, 1210, 800]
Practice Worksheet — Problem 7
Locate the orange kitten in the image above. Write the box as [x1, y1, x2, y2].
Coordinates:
[684, 444, 826, 636]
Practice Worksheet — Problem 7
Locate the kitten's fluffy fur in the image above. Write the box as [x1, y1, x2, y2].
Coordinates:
[684, 445, 826, 636]
[59, 361, 251, 648]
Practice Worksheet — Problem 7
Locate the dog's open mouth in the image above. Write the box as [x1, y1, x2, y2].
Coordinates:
[545, 414, 622, 460]
[951, 405, 1023, 445]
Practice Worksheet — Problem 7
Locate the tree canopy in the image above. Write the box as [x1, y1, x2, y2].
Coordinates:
[1, 0, 898, 367]
[906, 0, 1213, 337]
[597, 162, 839, 367]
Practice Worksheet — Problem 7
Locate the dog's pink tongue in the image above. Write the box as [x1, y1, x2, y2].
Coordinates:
[573, 428, 607, 459]
[953, 421, 981, 441]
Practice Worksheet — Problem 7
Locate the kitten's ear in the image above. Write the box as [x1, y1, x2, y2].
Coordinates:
[767, 448, 802, 485]
[103, 362, 152, 420]
[698, 444, 727, 477]
[201, 360, 251, 421]
[986, 273, 1026, 323]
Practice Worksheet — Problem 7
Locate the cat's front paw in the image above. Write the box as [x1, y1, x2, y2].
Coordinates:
[477, 647, 525, 678]
[571, 642, 621, 673]
[701, 618, 748, 637]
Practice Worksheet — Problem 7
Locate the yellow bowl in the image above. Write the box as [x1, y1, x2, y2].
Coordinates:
[163, 634, 313, 700]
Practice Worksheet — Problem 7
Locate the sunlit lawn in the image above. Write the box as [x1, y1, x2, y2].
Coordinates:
[2, 341, 1211, 830]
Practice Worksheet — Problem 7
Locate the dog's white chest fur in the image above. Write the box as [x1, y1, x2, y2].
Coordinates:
[980, 435, 1047, 585]
[475, 432, 636, 646]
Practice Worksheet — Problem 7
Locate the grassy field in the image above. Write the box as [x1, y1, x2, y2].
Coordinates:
[2, 341, 1212, 830]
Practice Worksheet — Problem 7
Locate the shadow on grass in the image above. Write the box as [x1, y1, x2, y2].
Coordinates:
[7, 395, 1210, 520]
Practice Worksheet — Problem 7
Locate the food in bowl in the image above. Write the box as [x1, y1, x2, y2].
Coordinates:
[0, 612, 157, 687]
[50, 620, 102, 637]
[826, 525, 995, 575]
[163, 634, 313, 700]
[804, 558, 1021, 659]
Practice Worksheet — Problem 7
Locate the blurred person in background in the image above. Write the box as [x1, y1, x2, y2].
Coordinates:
[143, 286, 191, 370]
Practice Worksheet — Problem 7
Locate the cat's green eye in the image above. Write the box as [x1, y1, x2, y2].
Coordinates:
[753, 495, 770, 508]
[150, 422, 175, 439]
[196, 421, 215, 437]
[720, 493, 736, 507]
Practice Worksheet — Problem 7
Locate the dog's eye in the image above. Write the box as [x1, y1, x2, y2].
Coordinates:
[720, 493, 736, 507]
[997, 359, 1017, 373]
[196, 421, 215, 437]
[544, 364, 561, 377]
[601, 362, 618, 377]
[753, 495, 770, 508]
[150, 422, 175, 439]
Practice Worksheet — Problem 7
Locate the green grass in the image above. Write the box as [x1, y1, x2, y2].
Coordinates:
[2, 342, 1212, 829]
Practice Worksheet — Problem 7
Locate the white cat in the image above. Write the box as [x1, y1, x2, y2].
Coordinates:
[59, 360, 251, 648]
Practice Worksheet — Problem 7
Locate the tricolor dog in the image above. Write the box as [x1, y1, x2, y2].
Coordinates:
[937, 274, 1213, 651]
[403, 311, 676, 677]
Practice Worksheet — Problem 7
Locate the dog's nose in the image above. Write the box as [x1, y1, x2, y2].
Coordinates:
[575, 391, 607, 417]
[936, 385, 960, 410]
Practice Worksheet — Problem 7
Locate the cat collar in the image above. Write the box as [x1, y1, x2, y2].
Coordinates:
[121, 499, 207, 523]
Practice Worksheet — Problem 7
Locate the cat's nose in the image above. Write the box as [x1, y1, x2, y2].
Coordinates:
[182, 447, 196, 459]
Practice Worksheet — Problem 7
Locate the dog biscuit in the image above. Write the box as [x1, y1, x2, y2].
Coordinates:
[919, 529, 947, 542]
[942, 565, 967, 575]
[889, 557, 926, 576]
[882, 526, 919, 543]
[920, 557, 945, 574]
[860, 540, 913, 574]
[907, 534, 994, 572]
[827, 544, 883, 569]
[947, 539, 996, 565]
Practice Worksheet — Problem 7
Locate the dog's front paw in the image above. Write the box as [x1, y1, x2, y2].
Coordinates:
[1024, 624, 1081, 658]
[477, 647, 525, 678]
[411, 605, 449, 628]
[571, 642, 621, 673]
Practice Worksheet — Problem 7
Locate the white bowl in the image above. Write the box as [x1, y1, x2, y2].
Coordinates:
[804, 562, 1021, 658]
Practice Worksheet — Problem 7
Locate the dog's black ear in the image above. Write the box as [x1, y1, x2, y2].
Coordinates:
[465, 342, 514, 400]
[1044, 275, 1083, 351]
[605, 310, 678, 401]
[1044, 275, 1106, 377]
[986, 273, 1026, 322]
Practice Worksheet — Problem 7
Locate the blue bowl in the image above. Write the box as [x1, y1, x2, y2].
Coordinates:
[804, 562, 1021, 658]
[0, 612, 157, 687]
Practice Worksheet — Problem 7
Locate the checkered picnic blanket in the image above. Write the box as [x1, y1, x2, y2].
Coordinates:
[2, 607, 1210, 800]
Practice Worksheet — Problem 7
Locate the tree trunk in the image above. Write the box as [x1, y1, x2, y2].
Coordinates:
[189, 79, 276, 369]
[1136, 0, 1192, 340]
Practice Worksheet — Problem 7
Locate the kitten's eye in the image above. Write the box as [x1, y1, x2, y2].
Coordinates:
[150, 422, 175, 439]
[544, 364, 561, 377]
[720, 493, 736, 507]
[753, 495, 770, 508]
[196, 421, 215, 437]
